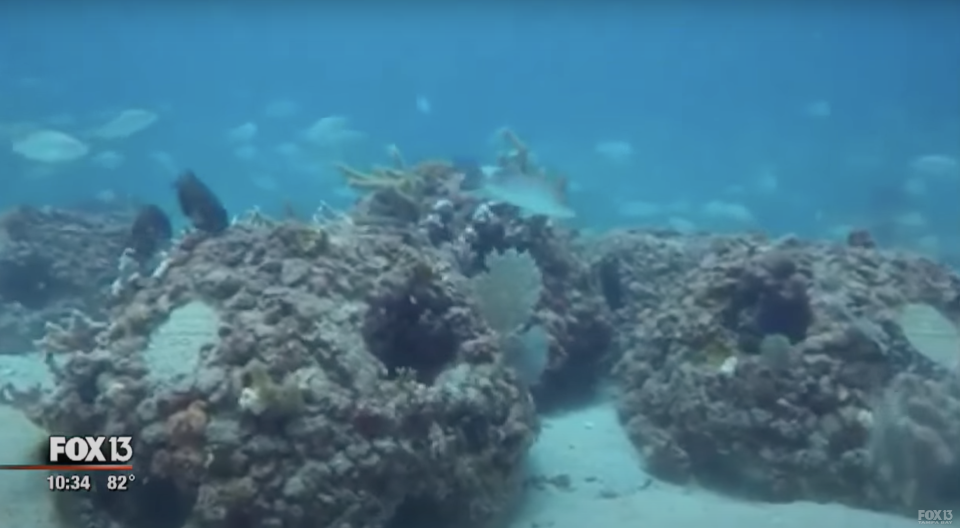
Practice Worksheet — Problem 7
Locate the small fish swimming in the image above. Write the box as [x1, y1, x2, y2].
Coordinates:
[473, 167, 575, 219]
[226, 122, 258, 143]
[91, 108, 159, 140]
[416, 95, 431, 114]
[174, 170, 229, 234]
[11, 129, 89, 163]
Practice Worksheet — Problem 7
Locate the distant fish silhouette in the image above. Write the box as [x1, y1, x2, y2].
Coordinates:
[174, 170, 229, 233]
[450, 156, 486, 192]
[475, 167, 575, 219]
[128, 204, 172, 261]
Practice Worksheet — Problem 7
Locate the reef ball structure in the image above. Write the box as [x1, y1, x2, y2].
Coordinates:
[604, 230, 960, 515]
[36, 220, 538, 528]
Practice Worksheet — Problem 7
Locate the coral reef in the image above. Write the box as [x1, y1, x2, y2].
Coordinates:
[453, 206, 613, 408]
[35, 221, 538, 528]
[338, 139, 614, 408]
[15, 129, 960, 524]
[335, 157, 462, 225]
[606, 230, 960, 514]
[0, 206, 133, 354]
[14, 134, 614, 527]
[870, 372, 960, 509]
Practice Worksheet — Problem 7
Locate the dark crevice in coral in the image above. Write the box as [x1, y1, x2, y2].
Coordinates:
[532, 365, 603, 413]
[385, 496, 450, 528]
[362, 268, 460, 384]
[363, 294, 458, 383]
[724, 252, 814, 350]
[88, 473, 194, 528]
[595, 255, 624, 311]
[0, 253, 69, 308]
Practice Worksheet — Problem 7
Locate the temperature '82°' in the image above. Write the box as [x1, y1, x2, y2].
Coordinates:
[107, 474, 135, 490]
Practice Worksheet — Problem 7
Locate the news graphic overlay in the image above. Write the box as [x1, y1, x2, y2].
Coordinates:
[0, 435, 138, 491]
[0, 435, 134, 471]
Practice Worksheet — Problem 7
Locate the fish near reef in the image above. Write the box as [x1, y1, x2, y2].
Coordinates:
[174, 170, 229, 234]
[474, 167, 576, 219]
[128, 204, 172, 261]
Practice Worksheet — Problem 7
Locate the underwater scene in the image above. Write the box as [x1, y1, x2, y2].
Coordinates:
[1, 3, 959, 528]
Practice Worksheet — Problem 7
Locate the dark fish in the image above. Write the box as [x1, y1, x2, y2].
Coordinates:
[128, 204, 172, 260]
[174, 170, 228, 234]
[450, 156, 486, 192]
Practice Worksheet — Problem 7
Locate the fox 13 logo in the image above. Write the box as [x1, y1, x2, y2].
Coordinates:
[918, 510, 954, 525]
[47, 436, 134, 468]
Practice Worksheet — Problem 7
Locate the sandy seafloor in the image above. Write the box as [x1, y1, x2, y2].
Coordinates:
[0, 353, 922, 528]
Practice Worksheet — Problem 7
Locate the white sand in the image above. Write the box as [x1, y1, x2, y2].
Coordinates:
[508, 403, 919, 528]
[0, 403, 61, 528]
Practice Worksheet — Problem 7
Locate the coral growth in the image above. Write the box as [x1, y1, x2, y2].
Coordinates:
[16, 129, 960, 525]
[335, 153, 461, 224]
[0, 206, 132, 353]
[36, 220, 537, 528]
[870, 372, 960, 510]
[336, 137, 613, 407]
[605, 230, 960, 514]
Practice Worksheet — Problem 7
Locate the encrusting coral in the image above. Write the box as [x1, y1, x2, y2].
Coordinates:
[9, 128, 621, 528]
[18, 126, 960, 525]
[238, 360, 305, 419]
[32, 217, 540, 528]
[599, 230, 960, 515]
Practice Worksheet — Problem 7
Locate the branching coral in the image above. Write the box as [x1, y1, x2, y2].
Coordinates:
[35, 309, 107, 354]
[335, 163, 419, 195]
[335, 145, 463, 223]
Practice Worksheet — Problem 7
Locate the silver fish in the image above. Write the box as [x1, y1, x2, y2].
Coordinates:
[474, 167, 575, 219]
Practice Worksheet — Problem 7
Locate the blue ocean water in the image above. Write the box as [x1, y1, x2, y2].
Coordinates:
[0, 7, 958, 527]
[0, 3, 958, 243]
